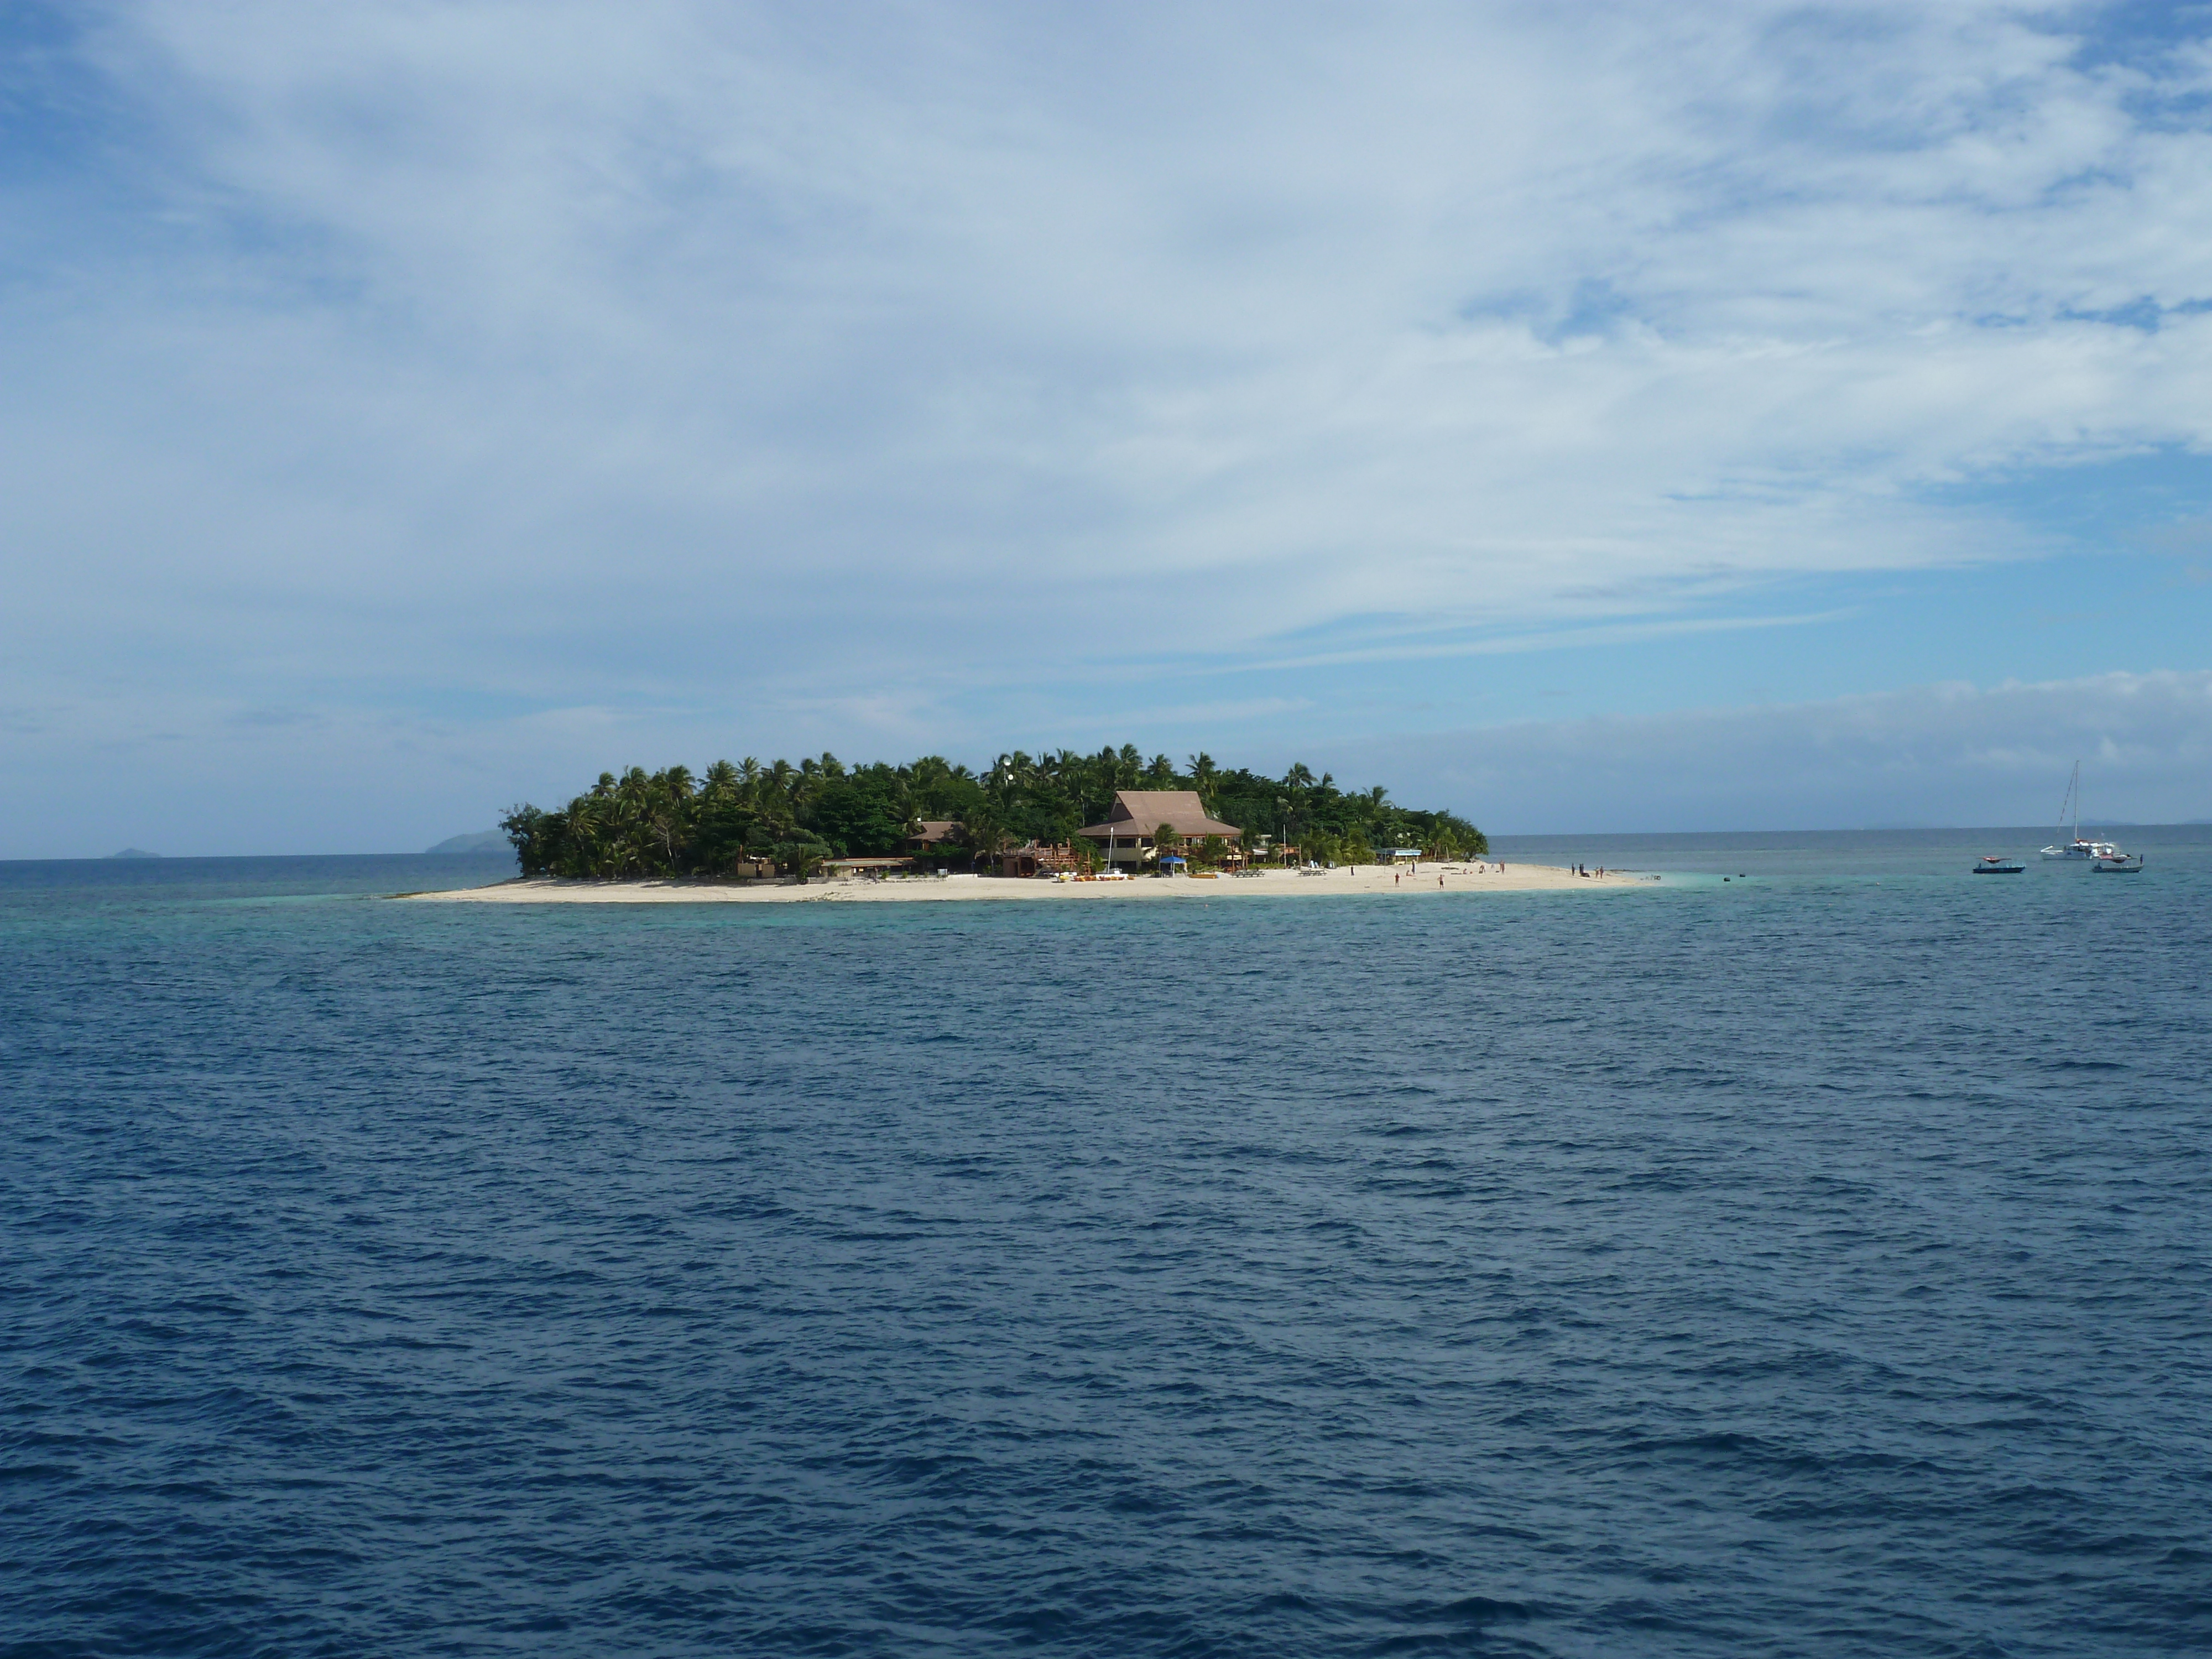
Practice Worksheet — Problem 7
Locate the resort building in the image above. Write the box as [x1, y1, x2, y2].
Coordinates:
[997, 842, 1081, 879]
[904, 820, 963, 855]
[823, 857, 915, 878]
[1077, 790, 1243, 870]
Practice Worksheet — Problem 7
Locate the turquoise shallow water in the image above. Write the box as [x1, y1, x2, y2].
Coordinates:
[3, 833, 2208, 1657]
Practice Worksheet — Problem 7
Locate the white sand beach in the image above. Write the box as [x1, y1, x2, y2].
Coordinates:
[402, 862, 1642, 904]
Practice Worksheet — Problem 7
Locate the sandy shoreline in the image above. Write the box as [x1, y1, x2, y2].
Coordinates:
[401, 862, 1643, 904]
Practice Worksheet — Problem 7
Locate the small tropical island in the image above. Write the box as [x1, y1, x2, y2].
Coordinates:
[408, 745, 1635, 903]
[499, 746, 1483, 878]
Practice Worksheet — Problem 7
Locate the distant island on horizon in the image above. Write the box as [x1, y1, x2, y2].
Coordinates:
[500, 746, 1486, 880]
[105, 848, 161, 860]
[424, 831, 509, 855]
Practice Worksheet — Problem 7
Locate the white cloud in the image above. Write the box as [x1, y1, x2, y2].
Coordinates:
[1328, 670, 2212, 832]
[3, 2, 2211, 847]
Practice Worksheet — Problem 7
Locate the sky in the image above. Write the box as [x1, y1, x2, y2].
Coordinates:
[3, 0, 2211, 854]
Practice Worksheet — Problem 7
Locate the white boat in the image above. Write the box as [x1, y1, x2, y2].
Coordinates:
[2043, 837, 2122, 861]
[2039, 763, 2124, 861]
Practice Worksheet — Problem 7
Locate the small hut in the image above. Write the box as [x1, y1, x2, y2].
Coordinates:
[997, 842, 1080, 878]
[823, 857, 915, 878]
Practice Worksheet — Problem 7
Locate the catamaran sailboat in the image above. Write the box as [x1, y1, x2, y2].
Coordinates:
[2040, 763, 2122, 861]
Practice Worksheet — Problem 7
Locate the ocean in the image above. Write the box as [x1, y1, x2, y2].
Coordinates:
[4, 830, 2208, 1657]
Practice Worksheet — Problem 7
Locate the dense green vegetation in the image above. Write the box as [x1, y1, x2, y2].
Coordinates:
[502, 747, 1486, 879]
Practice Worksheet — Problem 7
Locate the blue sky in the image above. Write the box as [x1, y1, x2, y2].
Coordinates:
[4, 1, 2211, 853]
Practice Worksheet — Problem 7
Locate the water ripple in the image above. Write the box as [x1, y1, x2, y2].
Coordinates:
[3, 847, 2209, 1656]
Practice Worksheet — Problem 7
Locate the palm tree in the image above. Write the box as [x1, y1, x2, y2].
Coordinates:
[767, 759, 799, 812]
[644, 775, 688, 872]
[1187, 752, 1219, 808]
[962, 804, 1008, 871]
[1154, 822, 1179, 873]
[610, 768, 654, 874]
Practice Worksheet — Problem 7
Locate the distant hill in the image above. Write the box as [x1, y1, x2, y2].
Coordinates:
[425, 830, 510, 854]
[106, 848, 161, 859]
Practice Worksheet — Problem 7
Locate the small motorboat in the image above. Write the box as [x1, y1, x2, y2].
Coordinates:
[2092, 853, 2143, 873]
[1972, 855, 2024, 874]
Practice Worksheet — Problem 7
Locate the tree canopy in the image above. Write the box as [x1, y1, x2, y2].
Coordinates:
[502, 746, 1486, 878]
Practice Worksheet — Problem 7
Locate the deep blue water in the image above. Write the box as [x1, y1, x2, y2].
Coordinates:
[4, 833, 2209, 1657]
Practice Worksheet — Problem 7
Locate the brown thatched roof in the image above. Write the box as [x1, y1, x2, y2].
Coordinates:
[1077, 790, 1241, 841]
